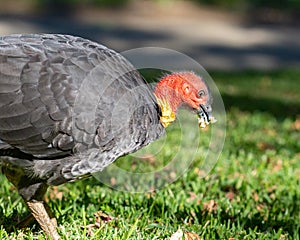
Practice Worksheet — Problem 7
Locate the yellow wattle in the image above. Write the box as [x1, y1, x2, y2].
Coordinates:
[156, 97, 176, 128]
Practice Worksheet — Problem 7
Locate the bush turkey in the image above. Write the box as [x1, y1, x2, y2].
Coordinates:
[0, 34, 215, 239]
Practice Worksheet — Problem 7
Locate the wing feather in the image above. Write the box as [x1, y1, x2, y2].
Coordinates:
[0, 34, 164, 174]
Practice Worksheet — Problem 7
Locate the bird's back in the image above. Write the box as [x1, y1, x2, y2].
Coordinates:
[0, 34, 164, 184]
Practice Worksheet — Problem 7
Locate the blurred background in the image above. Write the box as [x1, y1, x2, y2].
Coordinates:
[0, 0, 299, 71]
[1, 2, 300, 239]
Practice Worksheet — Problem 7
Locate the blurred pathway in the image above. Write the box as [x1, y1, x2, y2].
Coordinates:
[0, 1, 299, 70]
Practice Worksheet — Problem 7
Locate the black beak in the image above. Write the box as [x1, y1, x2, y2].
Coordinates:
[197, 104, 216, 128]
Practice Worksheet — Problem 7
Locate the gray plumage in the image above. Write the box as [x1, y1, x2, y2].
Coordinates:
[0, 34, 164, 200]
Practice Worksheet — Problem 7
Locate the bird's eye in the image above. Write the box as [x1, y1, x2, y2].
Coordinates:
[198, 90, 206, 98]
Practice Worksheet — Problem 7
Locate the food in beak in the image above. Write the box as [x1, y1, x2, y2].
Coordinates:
[197, 105, 217, 129]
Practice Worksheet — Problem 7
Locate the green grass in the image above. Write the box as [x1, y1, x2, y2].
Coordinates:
[0, 69, 299, 239]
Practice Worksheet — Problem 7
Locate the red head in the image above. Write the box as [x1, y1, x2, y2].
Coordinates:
[154, 71, 214, 128]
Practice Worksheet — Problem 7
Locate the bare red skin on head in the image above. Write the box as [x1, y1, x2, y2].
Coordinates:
[154, 72, 209, 113]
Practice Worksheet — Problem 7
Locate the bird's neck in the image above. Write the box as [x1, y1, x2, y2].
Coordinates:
[154, 75, 184, 128]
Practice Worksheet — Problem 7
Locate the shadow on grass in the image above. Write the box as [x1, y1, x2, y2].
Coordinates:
[221, 93, 300, 120]
[0, 208, 40, 234]
[216, 211, 298, 237]
[0, 13, 171, 51]
[1, 9, 300, 70]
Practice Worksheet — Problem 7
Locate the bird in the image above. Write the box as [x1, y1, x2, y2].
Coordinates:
[0, 33, 215, 239]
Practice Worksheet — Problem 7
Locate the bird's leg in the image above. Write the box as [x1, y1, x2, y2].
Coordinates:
[2, 160, 60, 239]
[17, 202, 57, 229]
[44, 201, 58, 228]
[16, 214, 35, 229]
[2, 164, 60, 239]
[27, 200, 60, 240]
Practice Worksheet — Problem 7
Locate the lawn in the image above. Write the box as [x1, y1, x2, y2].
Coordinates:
[0, 69, 299, 239]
